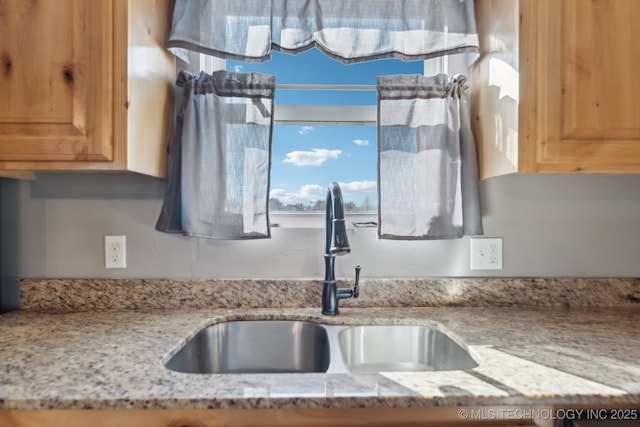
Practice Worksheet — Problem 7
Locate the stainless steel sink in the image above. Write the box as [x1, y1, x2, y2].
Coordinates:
[165, 320, 330, 374]
[165, 321, 478, 374]
[338, 325, 478, 373]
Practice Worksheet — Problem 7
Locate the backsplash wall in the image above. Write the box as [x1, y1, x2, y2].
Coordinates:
[3, 172, 640, 293]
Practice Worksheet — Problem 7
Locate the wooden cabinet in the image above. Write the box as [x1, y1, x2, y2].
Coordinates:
[0, 0, 175, 177]
[0, 407, 541, 427]
[472, 0, 640, 178]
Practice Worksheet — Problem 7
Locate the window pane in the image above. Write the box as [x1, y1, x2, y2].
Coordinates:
[228, 49, 423, 86]
[269, 125, 377, 212]
[276, 89, 376, 106]
[227, 48, 423, 213]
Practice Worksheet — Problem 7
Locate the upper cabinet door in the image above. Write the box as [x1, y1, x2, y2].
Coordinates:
[473, 0, 640, 178]
[0, 0, 112, 162]
[532, 0, 640, 172]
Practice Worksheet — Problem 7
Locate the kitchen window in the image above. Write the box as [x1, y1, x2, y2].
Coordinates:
[159, 0, 482, 238]
[228, 49, 421, 213]
[224, 49, 473, 227]
[184, 48, 474, 228]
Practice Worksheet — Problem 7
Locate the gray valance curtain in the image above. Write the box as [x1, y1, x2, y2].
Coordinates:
[168, 0, 479, 64]
[156, 70, 275, 239]
[377, 74, 482, 239]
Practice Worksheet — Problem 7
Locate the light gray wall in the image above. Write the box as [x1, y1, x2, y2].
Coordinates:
[3, 172, 640, 290]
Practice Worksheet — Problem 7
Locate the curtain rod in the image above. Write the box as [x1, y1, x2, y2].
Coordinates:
[275, 84, 376, 91]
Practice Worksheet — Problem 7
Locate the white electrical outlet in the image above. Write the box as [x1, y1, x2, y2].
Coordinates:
[470, 237, 503, 270]
[105, 235, 127, 269]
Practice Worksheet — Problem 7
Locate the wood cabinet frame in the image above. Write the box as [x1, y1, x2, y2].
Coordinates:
[473, 0, 640, 178]
[0, 0, 174, 177]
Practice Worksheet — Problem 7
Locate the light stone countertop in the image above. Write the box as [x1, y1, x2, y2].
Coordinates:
[1, 305, 639, 410]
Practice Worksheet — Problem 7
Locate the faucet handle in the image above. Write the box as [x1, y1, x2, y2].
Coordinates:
[353, 265, 361, 298]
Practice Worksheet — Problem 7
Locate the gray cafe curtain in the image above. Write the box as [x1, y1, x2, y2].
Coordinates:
[167, 0, 479, 64]
[156, 70, 275, 239]
[377, 74, 483, 239]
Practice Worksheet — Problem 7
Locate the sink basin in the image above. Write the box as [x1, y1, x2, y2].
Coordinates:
[338, 325, 478, 373]
[165, 320, 330, 374]
[165, 321, 478, 374]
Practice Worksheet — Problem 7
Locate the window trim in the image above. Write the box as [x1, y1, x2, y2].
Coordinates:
[275, 104, 376, 125]
[270, 212, 378, 230]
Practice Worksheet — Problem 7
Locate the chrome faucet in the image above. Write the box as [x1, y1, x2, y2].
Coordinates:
[322, 182, 360, 316]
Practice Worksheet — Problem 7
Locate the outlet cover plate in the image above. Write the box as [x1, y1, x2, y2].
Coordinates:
[105, 235, 127, 269]
[470, 237, 503, 270]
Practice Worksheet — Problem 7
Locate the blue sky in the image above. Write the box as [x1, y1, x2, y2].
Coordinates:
[227, 49, 423, 208]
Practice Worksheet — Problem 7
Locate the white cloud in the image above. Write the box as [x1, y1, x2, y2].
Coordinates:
[233, 65, 244, 73]
[338, 181, 377, 194]
[283, 149, 342, 166]
[353, 139, 369, 147]
[297, 184, 324, 199]
[297, 126, 315, 135]
[270, 184, 324, 204]
[270, 181, 377, 205]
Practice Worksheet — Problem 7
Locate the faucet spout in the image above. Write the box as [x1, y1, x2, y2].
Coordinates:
[322, 182, 360, 316]
[325, 182, 350, 256]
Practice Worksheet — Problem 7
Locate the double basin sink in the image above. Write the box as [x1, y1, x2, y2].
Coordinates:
[165, 320, 478, 374]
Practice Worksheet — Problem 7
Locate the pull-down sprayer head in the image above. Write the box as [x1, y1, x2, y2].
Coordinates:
[325, 182, 351, 256]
